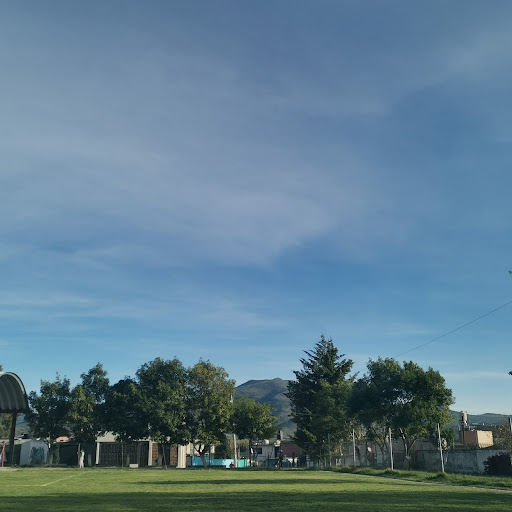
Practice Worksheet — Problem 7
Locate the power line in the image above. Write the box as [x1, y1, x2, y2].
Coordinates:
[395, 298, 512, 358]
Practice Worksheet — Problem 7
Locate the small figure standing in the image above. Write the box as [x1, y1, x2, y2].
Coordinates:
[79, 449, 85, 469]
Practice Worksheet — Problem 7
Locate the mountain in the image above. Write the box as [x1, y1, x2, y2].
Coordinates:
[15, 414, 29, 437]
[235, 378, 295, 438]
[447, 411, 510, 430]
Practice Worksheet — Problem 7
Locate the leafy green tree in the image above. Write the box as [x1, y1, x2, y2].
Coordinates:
[70, 363, 110, 446]
[80, 362, 110, 402]
[351, 358, 454, 467]
[493, 420, 512, 451]
[286, 335, 354, 463]
[136, 357, 188, 446]
[186, 360, 235, 468]
[103, 378, 147, 442]
[25, 375, 72, 464]
[232, 396, 278, 465]
[214, 435, 234, 459]
[0, 411, 8, 437]
[104, 357, 188, 468]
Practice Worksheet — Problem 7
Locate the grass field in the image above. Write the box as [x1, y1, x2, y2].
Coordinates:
[2, 468, 512, 511]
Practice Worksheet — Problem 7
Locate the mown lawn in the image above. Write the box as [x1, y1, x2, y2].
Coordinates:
[1, 467, 512, 511]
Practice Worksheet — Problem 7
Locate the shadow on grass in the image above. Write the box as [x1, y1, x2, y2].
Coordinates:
[3, 487, 512, 512]
[136, 477, 422, 487]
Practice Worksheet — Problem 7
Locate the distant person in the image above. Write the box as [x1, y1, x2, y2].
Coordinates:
[79, 449, 85, 468]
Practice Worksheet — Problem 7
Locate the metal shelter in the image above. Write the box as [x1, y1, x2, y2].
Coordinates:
[0, 372, 29, 465]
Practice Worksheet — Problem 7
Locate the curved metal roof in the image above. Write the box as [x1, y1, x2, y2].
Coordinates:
[0, 372, 29, 413]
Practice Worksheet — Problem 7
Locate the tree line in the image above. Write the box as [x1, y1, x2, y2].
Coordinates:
[18, 335, 458, 468]
[287, 335, 455, 466]
[23, 359, 277, 467]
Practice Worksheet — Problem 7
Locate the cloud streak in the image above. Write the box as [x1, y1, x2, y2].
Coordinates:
[1, 3, 512, 414]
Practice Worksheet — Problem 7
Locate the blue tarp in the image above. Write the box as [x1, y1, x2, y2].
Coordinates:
[191, 456, 248, 468]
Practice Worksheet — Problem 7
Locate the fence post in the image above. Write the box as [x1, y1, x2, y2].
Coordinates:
[388, 428, 394, 470]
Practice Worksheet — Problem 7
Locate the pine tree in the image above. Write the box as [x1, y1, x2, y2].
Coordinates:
[286, 335, 354, 463]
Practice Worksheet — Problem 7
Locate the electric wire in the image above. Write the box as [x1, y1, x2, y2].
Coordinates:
[395, 298, 512, 358]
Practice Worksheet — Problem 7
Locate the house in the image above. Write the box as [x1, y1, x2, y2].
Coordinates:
[94, 432, 191, 468]
[251, 439, 304, 467]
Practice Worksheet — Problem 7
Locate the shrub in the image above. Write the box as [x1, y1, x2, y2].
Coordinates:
[428, 471, 448, 480]
[483, 452, 512, 476]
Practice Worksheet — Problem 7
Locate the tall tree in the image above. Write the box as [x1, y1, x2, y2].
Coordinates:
[493, 420, 512, 451]
[232, 396, 278, 465]
[70, 363, 110, 446]
[103, 378, 147, 442]
[136, 357, 188, 446]
[104, 358, 188, 454]
[186, 360, 235, 468]
[25, 375, 72, 464]
[286, 335, 354, 463]
[351, 357, 454, 467]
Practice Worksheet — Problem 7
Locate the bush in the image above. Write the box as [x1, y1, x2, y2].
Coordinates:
[428, 471, 448, 480]
[484, 452, 512, 476]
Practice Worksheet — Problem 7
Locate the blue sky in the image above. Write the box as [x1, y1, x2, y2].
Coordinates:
[1, 1, 512, 414]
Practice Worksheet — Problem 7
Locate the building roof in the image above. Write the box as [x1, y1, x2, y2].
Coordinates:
[279, 441, 302, 457]
[0, 372, 29, 413]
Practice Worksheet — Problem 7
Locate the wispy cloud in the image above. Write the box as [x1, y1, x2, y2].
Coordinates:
[382, 323, 432, 339]
[2, 3, 512, 410]
[443, 371, 511, 382]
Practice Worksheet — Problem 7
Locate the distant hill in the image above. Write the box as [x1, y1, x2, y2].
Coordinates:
[447, 411, 511, 430]
[235, 378, 294, 438]
[15, 414, 29, 437]
[236, 378, 512, 440]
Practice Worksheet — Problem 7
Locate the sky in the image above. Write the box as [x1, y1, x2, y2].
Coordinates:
[1, 1, 512, 415]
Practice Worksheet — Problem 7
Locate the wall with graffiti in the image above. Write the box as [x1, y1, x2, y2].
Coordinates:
[19, 440, 48, 466]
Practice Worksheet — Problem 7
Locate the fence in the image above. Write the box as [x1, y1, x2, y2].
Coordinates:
[339, 444, 508, 474]
[97, 442, 150, 467]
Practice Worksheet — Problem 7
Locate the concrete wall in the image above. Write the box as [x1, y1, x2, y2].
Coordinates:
[404, 448, 505, 474]
[336, 440, 505, 474]
[446, 449, 504, 474]
[19, 440, 48, 466]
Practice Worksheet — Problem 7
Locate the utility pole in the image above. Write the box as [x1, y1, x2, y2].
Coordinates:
[388, 428, 394, 470]
[437, 423, 445, 472]
[230, 394, 237, 468]
[328, 433, 331, 467]
[352, 430, 356, 467]
[233, 432, 238, 468]
[8, 412, 17, 465]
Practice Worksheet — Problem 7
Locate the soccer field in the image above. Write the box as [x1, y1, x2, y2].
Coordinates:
[2, 468, 512, 511]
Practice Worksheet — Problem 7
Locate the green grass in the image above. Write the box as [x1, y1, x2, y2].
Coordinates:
[333, 465, 512, 490]
[1, 467, 512, 511]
